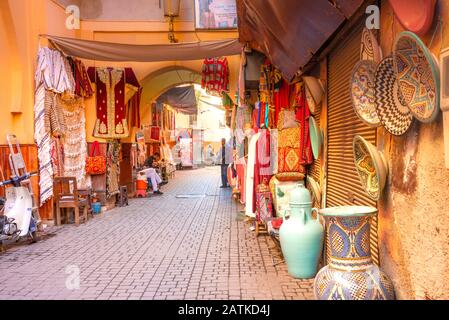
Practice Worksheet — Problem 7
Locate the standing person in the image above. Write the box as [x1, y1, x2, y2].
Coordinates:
[217, 138, 232, 188]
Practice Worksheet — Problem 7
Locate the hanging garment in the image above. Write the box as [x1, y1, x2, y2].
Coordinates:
[295, 84, 313, 165]
[201, 57, 230, 96]
[34, 47, 75, 206]
[88, 67, 140, 139]
[127, 87, 142, 129]
[50, 136, 64, 177]
[67, 57, 94, 98]
[106, 140, 121, 198]
[45, 91, 67, 137]
[59, 94, 91, 189]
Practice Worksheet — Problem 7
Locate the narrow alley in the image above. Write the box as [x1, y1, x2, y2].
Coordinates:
[0, 167, 313, 300]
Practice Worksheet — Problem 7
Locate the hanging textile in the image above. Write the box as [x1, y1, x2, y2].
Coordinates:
[59, 94, 91, 189]
[34, 47, 74, 206]
[45, 91, 67, 137]
[106, 140, 121, 198]
[201, 57, 230, 96]
[295, 83, 313, 165]
[127, 87, 142, 128]
[88, 67, 140, 139]
[50, 137, 64, 177]
[67, 57, 94, 98]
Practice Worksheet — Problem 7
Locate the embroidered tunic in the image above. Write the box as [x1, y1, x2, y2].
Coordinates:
[88, 67, 140, 139]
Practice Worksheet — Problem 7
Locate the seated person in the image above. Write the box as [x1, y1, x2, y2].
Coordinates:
[139, 166, 165, 195]
[145, 152, 161, 169]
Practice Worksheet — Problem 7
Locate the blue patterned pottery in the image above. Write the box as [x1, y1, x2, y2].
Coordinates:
[279, 184, 324, 279]
[313, 206, 395, 300]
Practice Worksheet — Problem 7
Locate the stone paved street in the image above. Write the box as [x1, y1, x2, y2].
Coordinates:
[0, 167, 314, 300]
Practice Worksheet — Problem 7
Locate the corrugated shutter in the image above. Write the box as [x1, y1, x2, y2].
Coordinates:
[326, 22, 379, 265]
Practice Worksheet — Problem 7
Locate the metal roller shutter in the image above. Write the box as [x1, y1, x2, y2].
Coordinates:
[326, 22, 379, 265]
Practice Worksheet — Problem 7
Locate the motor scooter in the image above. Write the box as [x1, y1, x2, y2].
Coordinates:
[0, 172, 39, 244]
[0, 134, 40, 246]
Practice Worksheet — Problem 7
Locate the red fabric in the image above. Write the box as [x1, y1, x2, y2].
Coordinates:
[253, 129, 272, 213]
[128, 87, 142, 128]
[87, 67, 140, 138]
[201, 57, 229, 95]
[278, 147, 303, 172]
[295, 85, 313, 165]
[74, 59, 94, 98]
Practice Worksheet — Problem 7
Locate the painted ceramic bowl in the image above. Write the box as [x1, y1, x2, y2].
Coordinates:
[361, 28, 383, 63]
[353, 135, 389, 201]
[309, 116, 323, 160]
[350, 60, 381, 127]
[303, 76, 325, 115]
[389, 0, 437, 36]
[375, 56, 413, 136]
[393, 31, 440, 123]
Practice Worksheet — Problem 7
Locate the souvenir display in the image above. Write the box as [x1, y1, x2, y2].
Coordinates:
[279, 184, 323, 279]
[375, 57, 413, 135]
[314, 206, 395, 300]
[389, 0, 437, 36]
[86, 141, 106, 176]
[278, 147, 303, 173]
[309, 116, 323, 160]
[277, 109, 299, 130]
[353, 135, 389, 201]
[269, 177, 305, 217]
[278, 128, 301, 149]
[350, 60, 381, 127]
[255, 179, 273, 222]
[34, 47, 74, 205]
[59, 94, 91, 189]
[88, 67, 140, 138]
[303, 77, 325, 115]
[106, 140, 121, 198]
[295, 84, 314, 165]
[360, 27, 383, 63]
[201, 57, 230, 96]
[245, 132, 261, 217]
[393, 31, 440, 123]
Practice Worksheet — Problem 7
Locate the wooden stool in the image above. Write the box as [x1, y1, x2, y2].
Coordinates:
[256, 221, 269, 237]
[117, 186, 129, 207]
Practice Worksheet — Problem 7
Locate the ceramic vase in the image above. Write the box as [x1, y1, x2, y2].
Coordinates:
[279, 184, 324, 279]
[313, 206, 395, 300]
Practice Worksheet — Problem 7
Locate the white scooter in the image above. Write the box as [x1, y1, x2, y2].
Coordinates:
[0, 134, 40, 245]
[0, 172, 39, 244]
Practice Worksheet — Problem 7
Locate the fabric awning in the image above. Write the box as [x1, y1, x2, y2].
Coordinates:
[156, 85, 197, 115]
[237, 0, 364, 80]
[43, 35, 242, 62]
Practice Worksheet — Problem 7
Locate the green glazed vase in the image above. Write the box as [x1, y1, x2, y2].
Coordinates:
[279, 184, 324, 279]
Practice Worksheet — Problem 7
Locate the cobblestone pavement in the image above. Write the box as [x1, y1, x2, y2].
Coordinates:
[0, 167, 314, 300]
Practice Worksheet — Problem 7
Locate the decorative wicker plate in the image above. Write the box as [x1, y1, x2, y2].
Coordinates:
[375, 56, 413, 136]
[361, 27, 383, 63]
[309, 116, 323, 160]
[350, 60, 381, 127]
[393, 31, 440, 123]
[353, 135, 388, 201]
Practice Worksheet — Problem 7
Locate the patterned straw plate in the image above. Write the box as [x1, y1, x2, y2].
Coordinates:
[350, 60, 381, 127]
[309, 116, 323, 160]
[393, 31, 440, 123]
[375, 56, 413, 136]
[361, 27, 383, 63]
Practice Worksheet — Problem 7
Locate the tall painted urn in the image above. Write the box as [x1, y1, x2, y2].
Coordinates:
[313, 206, 395, 300]
[279, 183, 324, 279]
